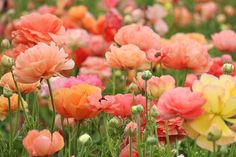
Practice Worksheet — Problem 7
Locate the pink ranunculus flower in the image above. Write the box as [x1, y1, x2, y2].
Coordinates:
[196, 2, 218, 20]
[80, 57, 112, 81]
[135, 73, 175, 99]
[23, 129, 64, 156]
[87, 35, 110, 56]
[161, 40, 212, 74]
[212, 30, 236, 52]
[12, 13, 65, 46]
[158, 87, 206, 120]
[184, 74, 198, 88]
[174, 7, 192, 27]
[105, 44, 146, 70]
[114, 24, 161, 51]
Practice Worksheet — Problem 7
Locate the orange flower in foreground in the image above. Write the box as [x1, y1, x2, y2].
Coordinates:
[0, 72, 39, 94]
[23, 129, 64, 156]
[105, 44, 146, 70]
[12, 13, 65, 45]
[0, 94, 21, 120]
[53, 83, 102, 120]
[13, 42, 74, 83]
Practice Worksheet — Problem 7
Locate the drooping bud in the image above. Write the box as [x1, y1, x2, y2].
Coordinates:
[222, 63, 234, 75]
[3, 85, 13, 98]
[78, 133, 91, 144]
[109, 117, 119, 127]
[142, 70, 152, 81]
[146, 136, 158, 145]
[1, 55, 14, 68]
[207, 125, 222, 142]
[150, 105, 158, 117]
[125, 122, 137, 135]
[128, 82, 139, 93]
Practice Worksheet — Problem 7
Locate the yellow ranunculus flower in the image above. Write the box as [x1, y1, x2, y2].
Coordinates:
[184, 74, 236, 151]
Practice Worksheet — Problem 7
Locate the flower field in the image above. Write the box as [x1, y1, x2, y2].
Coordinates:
[1, 0, 236, 156]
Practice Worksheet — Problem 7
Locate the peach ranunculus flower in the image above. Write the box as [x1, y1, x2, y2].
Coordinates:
[68, 5, 87, 22]
[0, 94, 24, 120]
[135, 72, 175, 99]
[184, 74, 198, 88]
[174, 7, 192, 27]
[0, 72, 39, 94]
[105, 44, 146, 70]
[196, 2, 218, 21]
[53, 83, 102, 120]
[114, 24, 161, 52]
[170, 33, 207, 45]
[23, 129, 64, 156]
[184, 74, 236, 151]
[80, 56, 112, 81]
[161, 40, 212, 74]
[212, 30, 236, 53]
[13, 42, 74, 84]
[158, 87, 205, 120]
[12, 13, 65, 45]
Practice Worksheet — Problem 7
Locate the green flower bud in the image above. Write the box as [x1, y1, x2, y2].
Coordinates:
[1, 55, 14, 68]
[3, 85, 13, 98]
[150, 105, 159, 117]
[1, 39, 10, 49]
[147, 136, 158, 145]
[222, 63, 234, 74]
[131, 104, 144, 115]
[142, 70, 152, 81]
[207, 125, 222, 142]
[78, 133, 91, 144]
[220, 146, 228, 154]
[108, 117, 119, 127]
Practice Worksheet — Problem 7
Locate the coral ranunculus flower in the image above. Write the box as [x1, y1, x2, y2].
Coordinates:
[53, 83, 102, 120]
[114, 24, 161, 52]
[13, 42, 74, 84]
[12, 13, 65, 45]
[23, 129, 64, 156]
[212, 30, 236, 52]
[158, 87, 205, 120]
[162, 40, 212, 74]
[184, 74, 236, 151]
[105, 44, 146, 70]
[0, 72, 39, 94]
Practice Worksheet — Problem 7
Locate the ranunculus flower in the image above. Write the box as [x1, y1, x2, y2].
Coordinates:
[105, 44, 146, 70]
[114, 24, 161, 52]
[5, 44, 30, 60]
[13, 42, 74, 83]
[23, 129, 64, 156]
[0, 72, 39, 94]
[171, 33, 207, 45]
[119, 143, 138, 157]
[196, 2, 218, 20]
[161, 40, 212, 74]
[158, 87, 205, 120]
[80, 57, 112, 81]
[135, 73, 175, 99]
[12, 13, 65, 45]
[212, 30, 236, 52]
[184, 74, 198, 88]
[184, 74, 236, 151]
[174, 7, 192, 27]
[87, 35, 110, 56]
[53, 83, 102, 120]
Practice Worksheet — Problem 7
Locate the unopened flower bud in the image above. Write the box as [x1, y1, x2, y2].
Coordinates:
[124, 15, 133, 24]
[114, 70, 122, 77]
[222, 63, 234, 74]
[216, 14, 226, 23]
[220, 146, 228, 154]
[128, 82, 139, 93]
[109, 117, 119, 127]
[1, 39, 10, 49]
[78, 133, 91, 144]
[125, 122, 137, 135]
[164, 2, 173, 11]
[147, 136, 158, 145]
[1, 55, 14, 68]
[131, 104, 144, 115]
[3, 85, 13, 98]
[207, 125, 222, 141]
[142, 70, 152, 81]
[150, 105, 159, 117]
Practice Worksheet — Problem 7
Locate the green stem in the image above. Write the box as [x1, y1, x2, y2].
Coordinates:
[47, 79, 56, 132]
[68, 128, 72, 157]
[164, 120, 170, 146]
[145, 80, 148, 120]
[149, 145, 154, 157]
[129, 133, 133, 157]
[213, 141, 217, 157]
[124, 70, 128, 94]
[13, 96, 20, 138]
[7, 97, 13, 156]
[112, 70, 116, 95]
[136, 115, 143, 157]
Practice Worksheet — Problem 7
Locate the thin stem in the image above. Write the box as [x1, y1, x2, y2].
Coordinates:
[47, 79, 56, 132]
[129, 133, 133, 157]
[213, 141, 217, 157]
[7, 97, 13, 156]
[136, 115, 143, 157]
[149, 145, 154, 157]
[13, 96, 20, 138]
[123, 70, 128, 93]
[164, 120, 170, 146]
[112, 70, 116, 95]
[145, 80, 148, 120]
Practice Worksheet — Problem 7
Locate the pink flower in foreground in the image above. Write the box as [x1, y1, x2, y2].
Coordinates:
[114, 24, 161, 51]
[13, 42, 74, 83]
[212, 30, 236, 52]
[23, 129, 64, 156]
[12, 13, 65, 45]
[158, 87, 205, 120]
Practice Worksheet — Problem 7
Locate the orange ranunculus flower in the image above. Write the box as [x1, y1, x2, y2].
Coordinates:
[23, 129, 64, 156]
[0, 94, 24, 120]
[53, 83, 102, 120]
[174, 7, 192, 27]
[13, 42, 74, 84]
[68, 5, 87, 21]
[105, 44, 146, 70]
[171, 33, 207, 44]
[0, 72, 39, 94]
[81, 14, 97, 33]
[12, 13, 65, 45]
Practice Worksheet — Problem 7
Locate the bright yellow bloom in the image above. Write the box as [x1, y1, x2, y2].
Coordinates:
[184, 74, 236, 151]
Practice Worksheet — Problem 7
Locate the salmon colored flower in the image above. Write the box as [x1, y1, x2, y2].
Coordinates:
[171, 33, 207, 45]
[114, 24, 161, 51]
[196, 2, 218, 20]
[158, 87, 205, 120]
[68, 5, 87, 22]
[0, 94, 24, 120]
[55, 114, 76, 130]
[105, 44, 146, 70]
[161, 40, 212, 74]
[125, 122, 138, 133]
[23, 129, 64, 156]
[135, 73, 175, 99]
[119, 143, 138, 157]
[174, 7, 192, 27]
[184, 74, 236, 151]
[5, 44, 29, 60]
[224, 5, 234, 16]
[87, 35, 110, 56]
[184, 74, 198, 88]
[53, 83, 102, 120]
[13, 42, 74, 83]
[212, 30, 236, 52]
[0, 72, 39, 94]
[12, 13, 65, 45]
